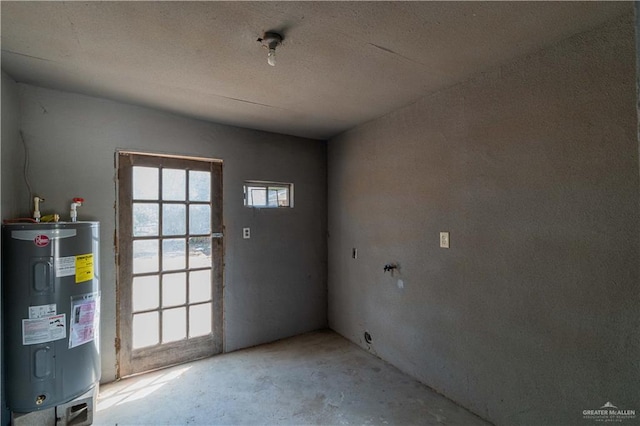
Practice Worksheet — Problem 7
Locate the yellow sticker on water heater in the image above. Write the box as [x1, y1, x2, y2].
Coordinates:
[75, 254, 94, 284]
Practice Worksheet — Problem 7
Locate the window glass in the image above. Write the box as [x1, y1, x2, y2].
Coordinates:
[163, 169, 186, 201]
[244, 182, 292, 208]
[133, 167, 158, 200]
[189, 205, 211, 235]
[133, 203, 159, 236]
[162, 204, 186, 235]
[189, 171, 211, 202]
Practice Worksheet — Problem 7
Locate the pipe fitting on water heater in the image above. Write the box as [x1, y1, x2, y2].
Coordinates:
[70, 198, 84, 222]
[33, 196, 45, 222]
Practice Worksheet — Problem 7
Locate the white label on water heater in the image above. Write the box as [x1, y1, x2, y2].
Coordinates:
[29, 303, 57, 319]
[56, 256, 76, 278]
[22, 314, 66, 345]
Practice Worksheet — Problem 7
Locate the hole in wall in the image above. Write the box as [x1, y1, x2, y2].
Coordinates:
[364, 331, 372, 344]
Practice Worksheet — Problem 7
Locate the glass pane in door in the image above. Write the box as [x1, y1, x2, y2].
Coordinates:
[162, 307, 186, 343]
[162, 169, 186, 201]
[189, 171, 210, 202]
[133, 167, 158, 200]
[133, 312, 159, 349]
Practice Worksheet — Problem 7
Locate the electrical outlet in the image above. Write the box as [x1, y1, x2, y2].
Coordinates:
[440, 232, 450, 248]
[243, 228, 250, 239]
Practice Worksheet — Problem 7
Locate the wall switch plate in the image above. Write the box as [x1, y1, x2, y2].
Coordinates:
[440, 232, 450, 248]
[243, 228, 250, 239]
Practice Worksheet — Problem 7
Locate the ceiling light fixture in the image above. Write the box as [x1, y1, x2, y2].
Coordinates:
[258, 32, 283, 67]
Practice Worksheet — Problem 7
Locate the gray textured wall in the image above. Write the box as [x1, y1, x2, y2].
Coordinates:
[10, 84, 327, 383]
[328, 15, 639, 426]
[1, 70, 21, 426]
[1, 71, 21, 220]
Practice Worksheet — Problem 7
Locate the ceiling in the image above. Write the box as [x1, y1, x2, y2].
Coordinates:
[1, 1, 631, 140]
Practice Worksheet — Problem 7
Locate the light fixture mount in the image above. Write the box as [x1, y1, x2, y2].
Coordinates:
[258, 32, 283, 66]
[258, 32, 283, 49]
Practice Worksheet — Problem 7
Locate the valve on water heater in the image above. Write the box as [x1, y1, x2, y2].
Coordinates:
[70, 198, 84, 222]
[33, 196, 45, 222]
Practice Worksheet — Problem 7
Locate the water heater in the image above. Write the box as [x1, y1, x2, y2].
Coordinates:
[2, 222, 100, 413]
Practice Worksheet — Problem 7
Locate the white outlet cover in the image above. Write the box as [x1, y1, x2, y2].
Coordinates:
[243, 227, 250, 239]
[440, 232, 450, 248]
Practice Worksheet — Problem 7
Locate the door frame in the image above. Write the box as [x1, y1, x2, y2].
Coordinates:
[115, 151, 224, 377]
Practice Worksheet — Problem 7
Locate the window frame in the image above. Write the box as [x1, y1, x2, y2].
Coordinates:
[243, 181, 294, 208]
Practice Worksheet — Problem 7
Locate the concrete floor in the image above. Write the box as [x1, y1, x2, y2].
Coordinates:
[95, 330, 489, 425]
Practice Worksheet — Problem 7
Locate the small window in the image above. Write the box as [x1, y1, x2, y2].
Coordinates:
[244, 181, 293, 208]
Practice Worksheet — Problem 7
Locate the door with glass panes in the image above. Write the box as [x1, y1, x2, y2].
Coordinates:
[117, 152, 223, 377]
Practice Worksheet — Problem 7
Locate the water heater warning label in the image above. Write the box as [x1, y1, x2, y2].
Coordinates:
[29, 303, 56, 319]
[56, 256, 76, 277]
[57, 254, 94, 283]
[22, 314, 66, 345]
[75, 254, 94, 283]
